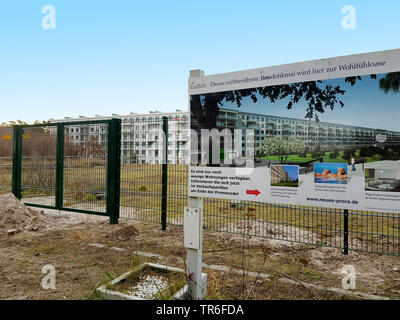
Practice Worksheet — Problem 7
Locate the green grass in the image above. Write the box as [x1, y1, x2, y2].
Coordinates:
[1, 162, 399, 241]
[261, 152, 346, 163]
[261, 150, 389, 164]
[271, 181, 299, 187]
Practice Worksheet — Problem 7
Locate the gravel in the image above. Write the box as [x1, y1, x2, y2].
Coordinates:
[128, 275, 168, 299]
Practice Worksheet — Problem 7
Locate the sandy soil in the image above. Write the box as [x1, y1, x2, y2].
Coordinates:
[0, 196, 399, 300]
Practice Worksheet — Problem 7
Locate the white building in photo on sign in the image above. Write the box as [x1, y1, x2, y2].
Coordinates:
[49, 110, 189, 164]
[50, 106, 400, 165]
[214, 108, 400, 155]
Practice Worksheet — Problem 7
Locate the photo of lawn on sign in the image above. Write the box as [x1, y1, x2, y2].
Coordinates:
[270, 165, 299, 188]
[314, 163, 348, 184]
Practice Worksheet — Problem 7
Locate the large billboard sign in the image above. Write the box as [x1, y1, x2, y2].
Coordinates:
[189, 49, 400, 213]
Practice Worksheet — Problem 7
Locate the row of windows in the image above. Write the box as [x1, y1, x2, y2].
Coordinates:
[220, 110, 399, 134]
[122, 116, 188, 122]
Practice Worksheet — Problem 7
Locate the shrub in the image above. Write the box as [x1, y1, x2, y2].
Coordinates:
[329, 151, 339, 159]
[382, 150, 398, 160]
[342, 149, 356, 160]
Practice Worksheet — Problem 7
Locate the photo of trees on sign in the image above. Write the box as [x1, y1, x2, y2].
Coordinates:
[190, 72, 400, 173]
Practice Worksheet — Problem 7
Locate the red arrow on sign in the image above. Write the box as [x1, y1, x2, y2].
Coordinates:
[246, 189, 260, 196]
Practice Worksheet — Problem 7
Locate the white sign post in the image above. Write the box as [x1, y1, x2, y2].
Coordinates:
[184, 69, 206, 299]
[184, 197, 204, 299]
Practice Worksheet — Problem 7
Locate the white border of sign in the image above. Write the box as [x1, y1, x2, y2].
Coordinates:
[189, 49, 400, 96]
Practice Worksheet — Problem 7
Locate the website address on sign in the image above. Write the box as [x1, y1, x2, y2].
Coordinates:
[306, 197, 359, 205]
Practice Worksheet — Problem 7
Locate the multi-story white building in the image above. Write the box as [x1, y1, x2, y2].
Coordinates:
[49, 110, 189, 164]
[50, 107, 400, 164]
[215, 108, 400, 155]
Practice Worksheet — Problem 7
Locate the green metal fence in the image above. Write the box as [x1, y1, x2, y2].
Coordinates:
[201, 199, 399, 256]
[11, 119, 121, 223]
[118, 116, 182, 228]
[115, 117, 399, 256]
[3, 117, 399, 256]
[0, 127, 13, 195]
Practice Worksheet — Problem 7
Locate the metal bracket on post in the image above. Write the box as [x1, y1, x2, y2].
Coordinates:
[344, 209, 349, 255]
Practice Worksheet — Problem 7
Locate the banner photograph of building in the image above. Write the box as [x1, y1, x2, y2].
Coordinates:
[270, 165, 299, 188]
[190, 71, 400, 168]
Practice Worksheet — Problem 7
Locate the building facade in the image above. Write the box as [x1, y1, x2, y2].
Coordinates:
[50, 110, 189, 164]
[50, 107, 400, 165]
[271, 166, 292, 184]
[216, 108, 400, 155]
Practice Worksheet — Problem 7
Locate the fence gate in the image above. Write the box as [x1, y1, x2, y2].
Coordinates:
[12, 119, 121, 224]
[0, 127, 13, 195]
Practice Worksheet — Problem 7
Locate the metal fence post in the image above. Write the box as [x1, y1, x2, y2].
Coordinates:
[12, 125, 22, 199]
[344, 209, 349, 255]
[161, 116, 168, 230]
[55, 124, 65, 210]
[107, 118, 121, 225]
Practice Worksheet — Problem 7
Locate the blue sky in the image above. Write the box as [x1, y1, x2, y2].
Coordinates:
[283, 166, 298, 181]
[1, 0, 400, 123]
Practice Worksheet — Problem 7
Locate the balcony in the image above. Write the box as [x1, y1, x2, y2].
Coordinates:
[172, 135, 187, 141]
[146, 136, 159, 142]
[246, 119, 257, 124]
[216, 122, 237, 128]
[218, 114, 238, 120]
[247, 124, 259, 129]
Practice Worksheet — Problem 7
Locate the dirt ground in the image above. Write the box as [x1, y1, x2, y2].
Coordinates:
[0, 204, 399, 300]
